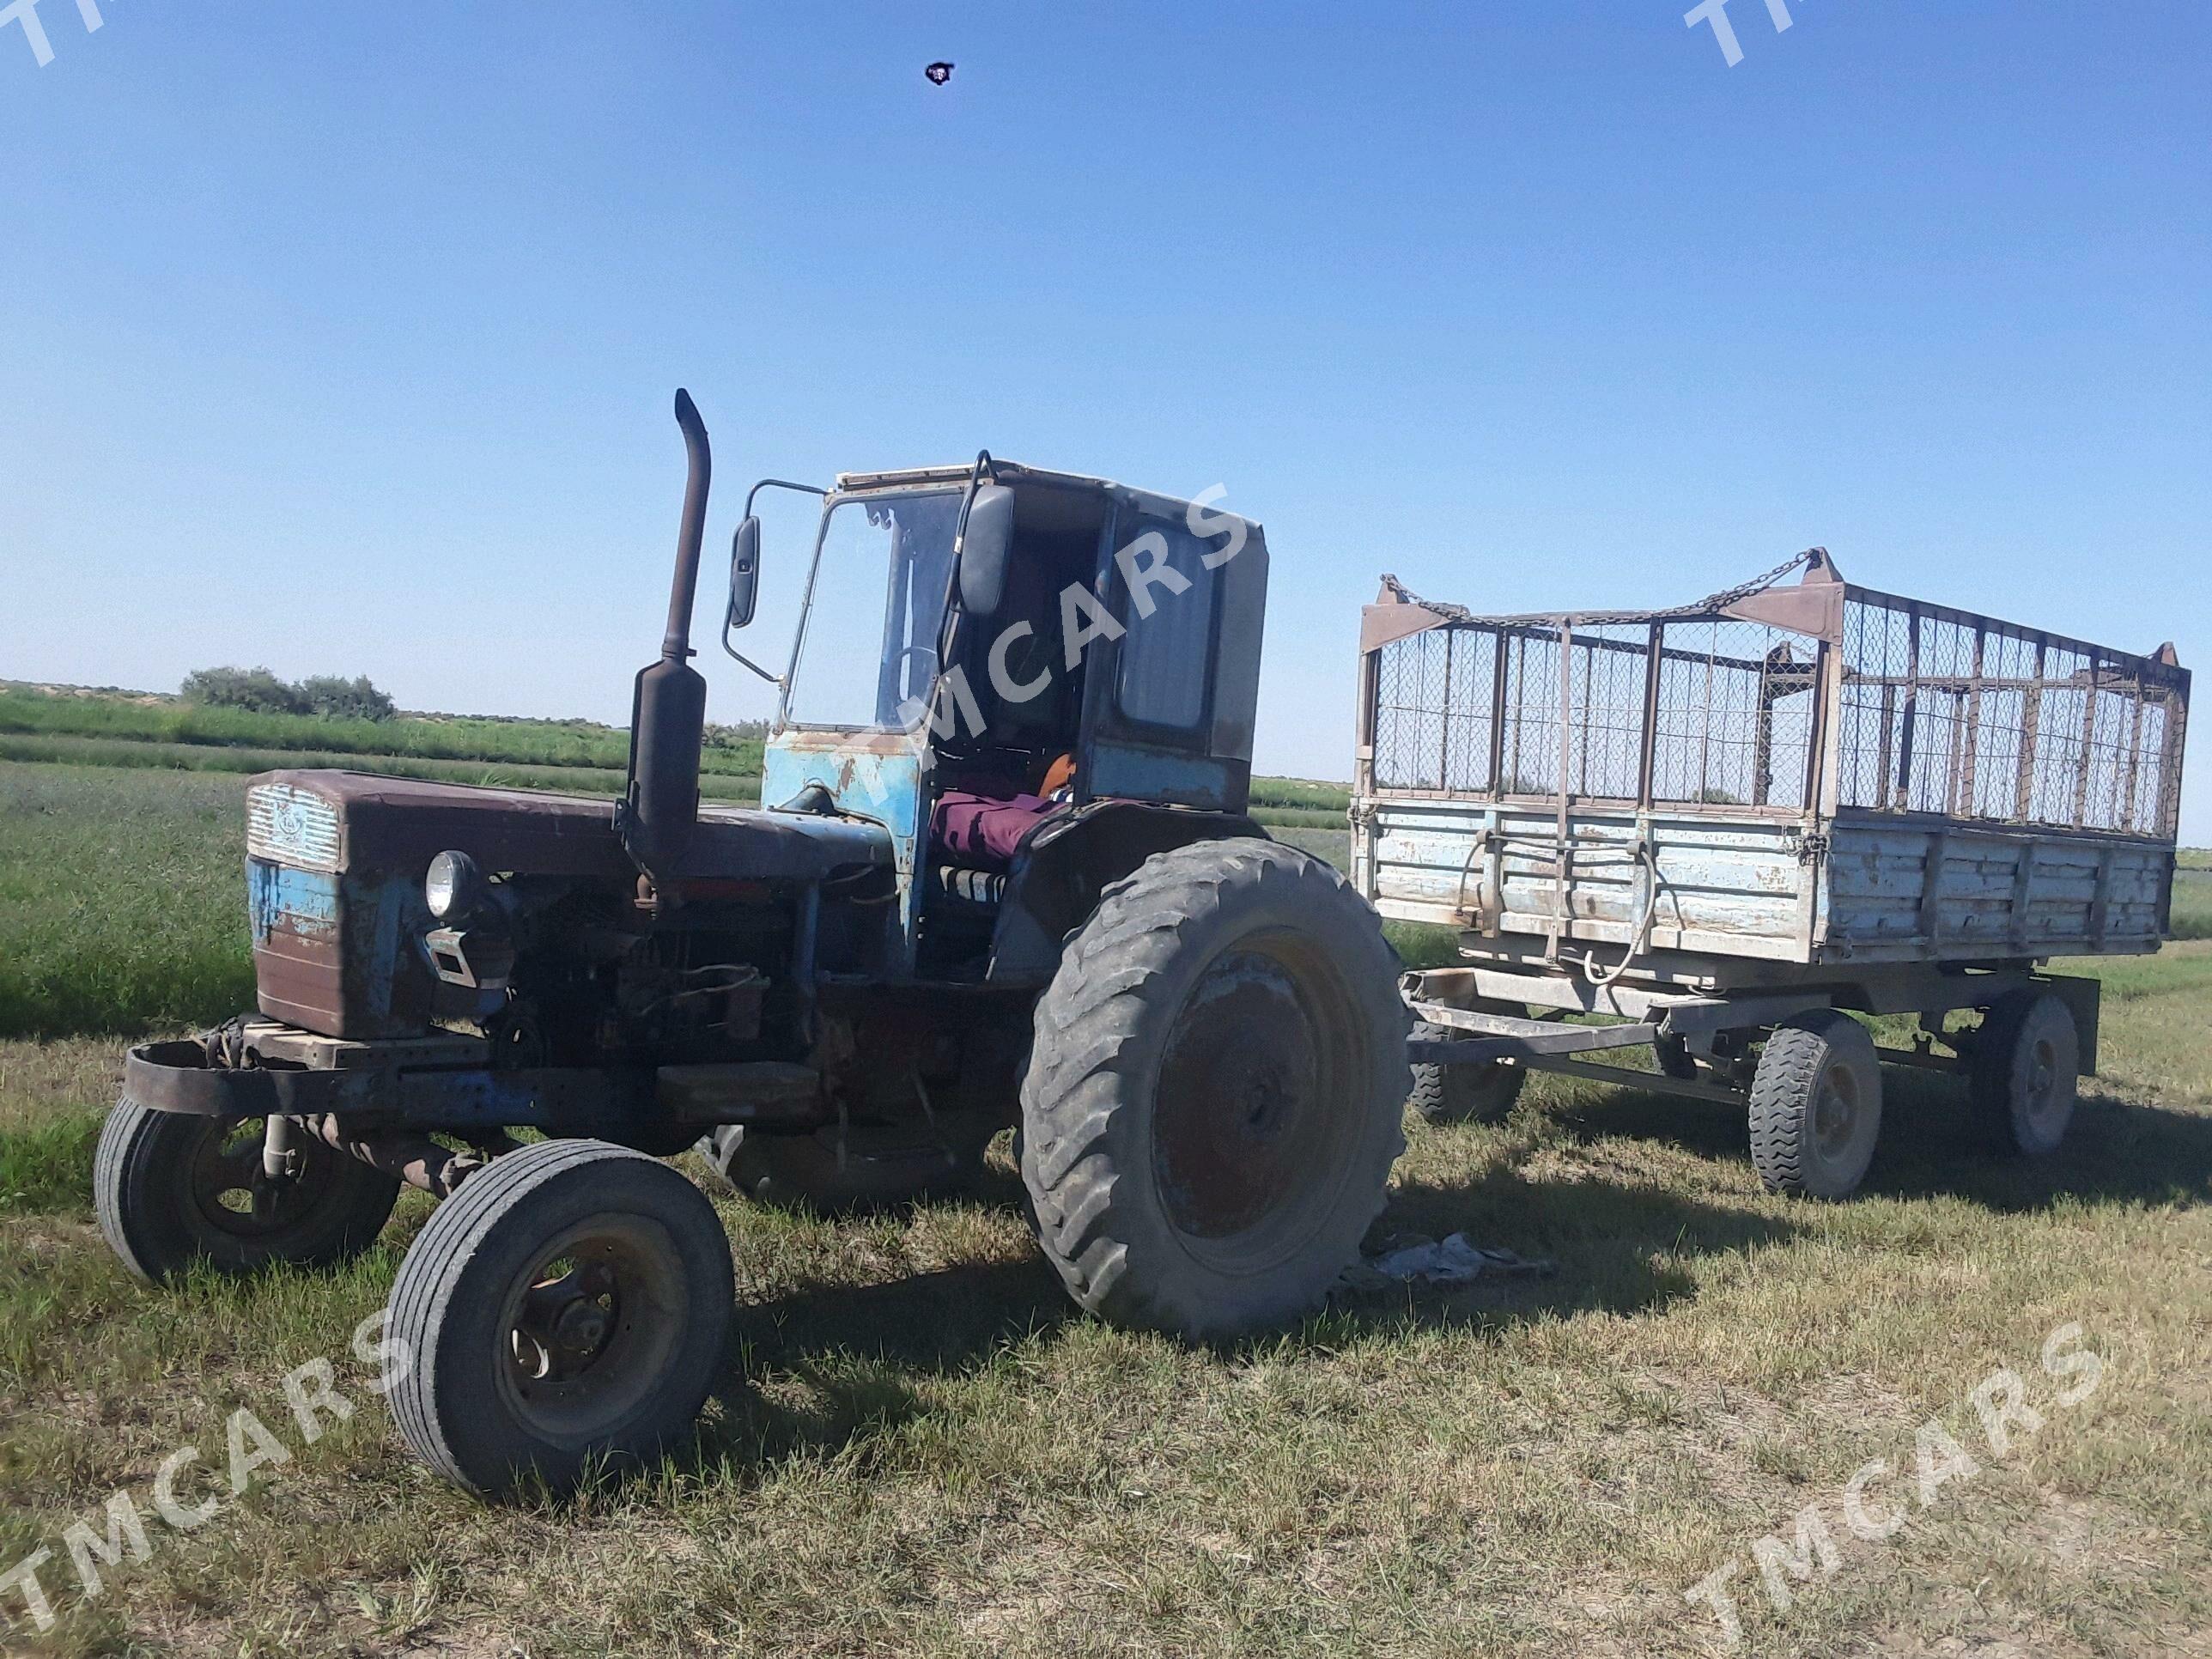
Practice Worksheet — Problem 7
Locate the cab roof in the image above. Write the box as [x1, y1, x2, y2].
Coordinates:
[833, 459, 1119, 495]
[830, 461, 1261, 540]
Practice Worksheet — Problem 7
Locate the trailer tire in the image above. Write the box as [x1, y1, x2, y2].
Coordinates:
[386, 1138, 732, 1499]
[94, 1099, 402, 1285]
[1407, 1021, 1526, 1124]
[1018, 839, 1407, 1339]
[1747, 1010, 1882, 1200]
[1970, 990, 2077, 1157]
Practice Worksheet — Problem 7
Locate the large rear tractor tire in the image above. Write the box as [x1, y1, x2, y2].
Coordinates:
[1747, 1010, 1883, 1200]
[95, 1099, 402, 1285]
[386, 1139, 733, 1499]
[1018, 839, 1408, 1339]
[1970, 989, 2078, 1157]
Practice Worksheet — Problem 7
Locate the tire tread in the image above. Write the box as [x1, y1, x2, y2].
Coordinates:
[1019, 838, 1407, 1336]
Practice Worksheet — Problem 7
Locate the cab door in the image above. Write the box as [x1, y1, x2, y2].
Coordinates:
[1076, 489, 1268, 814]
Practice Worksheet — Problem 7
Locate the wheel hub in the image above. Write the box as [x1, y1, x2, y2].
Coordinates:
[2023, 1039, 2059, 1122]
[514, 1261, 621, 1382]
[1152, 949, 1323, 1239]
[1812, 1066, 1861, 1159]
[187, 1117, 335, 1239]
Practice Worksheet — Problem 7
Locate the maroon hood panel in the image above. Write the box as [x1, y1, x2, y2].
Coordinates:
[247, 769, 893, 882]
[252, 770, 635, 878]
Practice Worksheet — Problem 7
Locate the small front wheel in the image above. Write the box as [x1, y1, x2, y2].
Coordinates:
[94, 1099, 401, 1285]
[386, 1139, 734, 1499]
[1747, 1010, 1882, 1200]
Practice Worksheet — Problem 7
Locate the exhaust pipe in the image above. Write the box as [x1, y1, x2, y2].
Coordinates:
[620, 388, 713, 894]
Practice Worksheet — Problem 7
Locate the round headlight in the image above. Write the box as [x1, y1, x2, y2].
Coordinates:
[424, 849, 483, 921]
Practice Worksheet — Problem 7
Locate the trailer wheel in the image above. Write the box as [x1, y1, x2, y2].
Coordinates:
[1018, 839, 1407, 1339]
[1407, 1019, 1526, 1124]
[94, 1099, 402, 1285]
[1747, 1011, 1882, 1200]
[1970, 990, 2078, 1157]
[386, 1138, 732, 1498]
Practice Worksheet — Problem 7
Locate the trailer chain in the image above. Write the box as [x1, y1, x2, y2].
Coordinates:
[1379, 547, 1822, 627]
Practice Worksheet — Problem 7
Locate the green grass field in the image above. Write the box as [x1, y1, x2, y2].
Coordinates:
[2, 763, 2209, 1656]
[0, 687, 766, 779]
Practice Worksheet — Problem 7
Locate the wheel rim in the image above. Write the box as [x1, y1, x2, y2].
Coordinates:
[184, 1117, 348, 1241]
[1150, 928, 1364, 1273]
[493, 1217, 687, 1448]
[1810, 1063, 1863, 1164]
[2019, 1035, 2065, 1132]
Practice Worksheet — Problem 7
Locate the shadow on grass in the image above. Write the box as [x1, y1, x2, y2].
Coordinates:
[1865, 1067, 2212, 1212]
[702, 1153, 1806, 1475]
[708, 1255, 1071, 1469]
[1322, 1162, 1801, 1340]
[1543, 1064, 2212, 1214]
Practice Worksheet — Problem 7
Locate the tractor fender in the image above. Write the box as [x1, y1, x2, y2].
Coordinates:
[984, 801, 1270, 986]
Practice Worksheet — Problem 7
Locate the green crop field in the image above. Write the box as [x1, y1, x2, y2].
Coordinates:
[2, 758, 2209, 1656]
[0, 687, 766, 779]
[0, 685, 1359, 837]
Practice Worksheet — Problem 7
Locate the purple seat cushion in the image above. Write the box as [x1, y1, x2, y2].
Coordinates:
[933, 789, 1054, 870]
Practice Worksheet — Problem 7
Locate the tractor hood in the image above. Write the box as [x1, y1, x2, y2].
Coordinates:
[246, 770, 893, 884]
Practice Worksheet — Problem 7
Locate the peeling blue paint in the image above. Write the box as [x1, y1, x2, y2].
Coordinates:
[248, 859, 340, 943]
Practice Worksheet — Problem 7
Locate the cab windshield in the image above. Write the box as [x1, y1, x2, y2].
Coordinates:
[782, 488, 963, 730]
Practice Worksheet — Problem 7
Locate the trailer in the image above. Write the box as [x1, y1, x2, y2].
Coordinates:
[1354, 549, 2191, 1197]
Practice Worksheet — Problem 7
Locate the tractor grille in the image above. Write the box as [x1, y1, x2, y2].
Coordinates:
[246, 781, 344, 872]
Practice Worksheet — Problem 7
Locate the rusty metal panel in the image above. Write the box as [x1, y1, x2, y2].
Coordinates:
[248, 859, 434, 1038]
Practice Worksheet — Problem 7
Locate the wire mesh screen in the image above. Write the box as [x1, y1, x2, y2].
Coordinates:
[1370, 624, 1497, 792]
[1368, 579, 2185, 840]
[1838, 594, 2186, 838]
[1650, 619, 1814, 808]
[1565, 625, 1649, 799]
[1376, 617, 1812, 807]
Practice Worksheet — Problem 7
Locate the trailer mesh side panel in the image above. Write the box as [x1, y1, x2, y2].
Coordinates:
[1837, 592, 2186, 838]
[1366, 565, 2187, 842]
[1372, 617, 1816, 809]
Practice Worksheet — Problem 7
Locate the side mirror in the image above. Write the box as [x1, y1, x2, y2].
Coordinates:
[957, 485, 1015, 617]
[727, 517, 761, 629]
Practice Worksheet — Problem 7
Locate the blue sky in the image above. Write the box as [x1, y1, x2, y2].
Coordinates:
[2, 2, 2206, 836]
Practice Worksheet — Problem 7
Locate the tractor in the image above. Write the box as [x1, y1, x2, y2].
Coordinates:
[101, 392, 1410, 1498]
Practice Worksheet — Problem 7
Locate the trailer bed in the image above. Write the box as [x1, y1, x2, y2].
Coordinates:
[1352, 550, 2188, 981]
